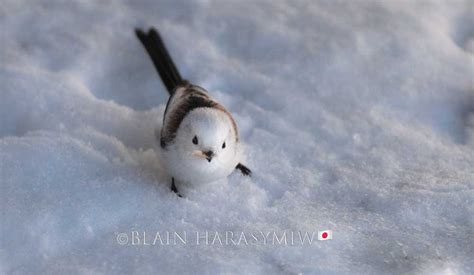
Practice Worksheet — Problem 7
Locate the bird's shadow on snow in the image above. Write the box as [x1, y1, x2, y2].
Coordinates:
[450, 9, 474, 54]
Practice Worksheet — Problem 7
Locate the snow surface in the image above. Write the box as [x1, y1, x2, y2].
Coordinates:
[1, 0, 473, 274]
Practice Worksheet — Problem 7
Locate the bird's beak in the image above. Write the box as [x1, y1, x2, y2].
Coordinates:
[192, 150, 214, 162]
[203, 151, 214, 162]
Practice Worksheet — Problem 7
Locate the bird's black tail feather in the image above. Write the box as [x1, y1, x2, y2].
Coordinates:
[135, 28, 184, 95]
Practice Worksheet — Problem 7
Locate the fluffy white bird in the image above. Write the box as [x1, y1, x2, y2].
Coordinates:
[136, 28, 251, 197]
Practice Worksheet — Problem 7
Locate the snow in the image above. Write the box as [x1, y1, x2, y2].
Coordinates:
[1, 0, 473, 274]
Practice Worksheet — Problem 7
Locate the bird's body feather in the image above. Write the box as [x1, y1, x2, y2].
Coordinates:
[160, 84, 238, 148]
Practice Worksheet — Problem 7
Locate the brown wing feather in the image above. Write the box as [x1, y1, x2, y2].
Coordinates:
[160, 85, 238, 148]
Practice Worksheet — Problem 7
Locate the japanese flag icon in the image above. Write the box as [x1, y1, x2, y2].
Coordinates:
[318, 230, 333, 241]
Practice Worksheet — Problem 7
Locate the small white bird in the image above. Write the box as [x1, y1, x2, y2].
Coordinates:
[136, 28, 251, 197]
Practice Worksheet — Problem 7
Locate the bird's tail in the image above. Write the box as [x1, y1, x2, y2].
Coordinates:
[135, 28, 184, 95]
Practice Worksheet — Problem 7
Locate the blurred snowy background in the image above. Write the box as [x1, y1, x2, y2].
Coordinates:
[1, 0, 473, 274]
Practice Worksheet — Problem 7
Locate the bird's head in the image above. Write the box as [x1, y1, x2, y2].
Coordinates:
[174, 107, 238, 166]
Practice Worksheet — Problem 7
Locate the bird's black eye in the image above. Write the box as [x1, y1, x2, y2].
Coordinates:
[192, 136, 198, 145]
[222, 141, 226, 149]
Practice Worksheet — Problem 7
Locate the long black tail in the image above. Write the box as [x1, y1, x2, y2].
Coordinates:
[135, 28, 184, 94]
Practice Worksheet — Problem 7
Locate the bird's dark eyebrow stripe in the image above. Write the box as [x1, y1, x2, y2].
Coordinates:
[161, 85, 238, 148]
